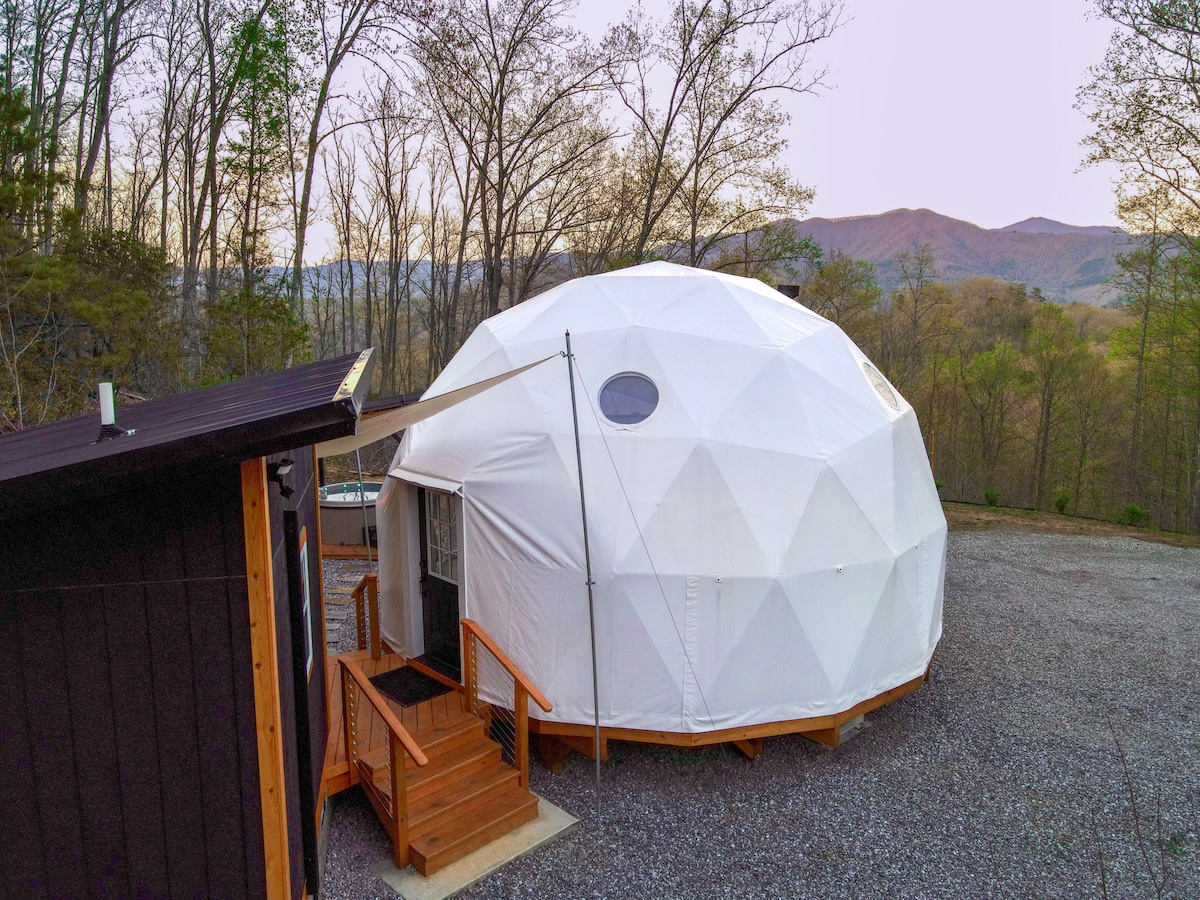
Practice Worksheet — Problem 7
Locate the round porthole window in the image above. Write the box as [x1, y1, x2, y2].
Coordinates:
[862, 361, 900, 410]
[598, 372, 659, 425]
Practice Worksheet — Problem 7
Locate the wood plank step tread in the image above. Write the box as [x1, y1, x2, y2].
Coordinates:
[407, 760, 520, 830]
[355, 712, 487, 785]
[409, 785, 539, 875]
[408, 710, 484, 755]
[357, 746, 389, 782]
[406, 734, 502, 799]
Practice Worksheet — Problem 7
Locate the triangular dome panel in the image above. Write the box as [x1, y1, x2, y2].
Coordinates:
[781, 558, 895, 695]
[622, 442, 768, 577]
[701, 581, 835, 721]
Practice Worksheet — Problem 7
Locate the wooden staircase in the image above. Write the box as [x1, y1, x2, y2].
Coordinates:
[331, 575, 554, 877]
[356, 707, 539, 874]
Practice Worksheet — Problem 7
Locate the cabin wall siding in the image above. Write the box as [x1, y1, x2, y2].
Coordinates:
[0, 464, 266, 899]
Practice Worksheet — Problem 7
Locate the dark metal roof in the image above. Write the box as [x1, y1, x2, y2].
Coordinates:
[0, 350, 374, 512]
[362, 391, 424, 414]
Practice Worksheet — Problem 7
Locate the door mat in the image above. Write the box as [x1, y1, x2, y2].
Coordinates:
[370, 666, 453, 707]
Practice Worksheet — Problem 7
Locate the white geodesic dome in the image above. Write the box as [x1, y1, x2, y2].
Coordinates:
[378, 261, 946, 733]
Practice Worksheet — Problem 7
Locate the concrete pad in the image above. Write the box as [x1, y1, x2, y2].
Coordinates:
[373, 795, 578, 900]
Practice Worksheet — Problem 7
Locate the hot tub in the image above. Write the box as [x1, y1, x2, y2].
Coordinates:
[319, 481, 383, 545]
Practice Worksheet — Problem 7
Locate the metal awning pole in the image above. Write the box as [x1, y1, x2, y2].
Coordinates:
[565, 331, 602, 813]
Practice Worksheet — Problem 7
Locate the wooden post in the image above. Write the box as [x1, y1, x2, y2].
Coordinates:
[367, 574, 381, 660]
[515, 683, 529, 789]
[461, 622, 475, 715]
[353, 581, 367, 652]
[240, 458, 291, 900]
[340, 662, 359, 788]
[390, 731, 410, 869]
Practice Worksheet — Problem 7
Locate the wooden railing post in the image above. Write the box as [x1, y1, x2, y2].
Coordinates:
[390, 731, 409, 869]
[339, 661, 359, 788]
[461, 621, 476, 715]
[514, 683, 529, 788]
[353, 581, 367, 652]
[367, 574, 381, 660]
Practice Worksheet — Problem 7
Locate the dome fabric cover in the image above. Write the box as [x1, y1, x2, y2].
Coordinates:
[380, 261, 946, 734]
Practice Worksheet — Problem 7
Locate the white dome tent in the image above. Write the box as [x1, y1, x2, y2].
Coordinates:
[376, 261, 945, 752]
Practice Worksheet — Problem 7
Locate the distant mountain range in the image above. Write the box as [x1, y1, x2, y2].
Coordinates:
[781, 208, 1130, 305]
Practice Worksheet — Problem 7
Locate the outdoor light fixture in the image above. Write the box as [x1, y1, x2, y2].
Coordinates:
[268, 458, 296, 499]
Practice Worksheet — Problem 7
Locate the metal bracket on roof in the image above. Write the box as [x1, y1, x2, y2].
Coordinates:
[333, 347, 376, 414]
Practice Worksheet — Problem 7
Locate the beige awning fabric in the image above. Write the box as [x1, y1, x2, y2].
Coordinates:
[315, 355, 555, 458]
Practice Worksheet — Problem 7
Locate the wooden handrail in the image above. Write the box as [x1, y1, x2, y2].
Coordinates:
[339, 657, 428, 766]
[461, 618, 553, 713]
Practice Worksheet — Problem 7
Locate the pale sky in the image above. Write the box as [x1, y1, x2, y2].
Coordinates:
[573, 0, 1120, 229]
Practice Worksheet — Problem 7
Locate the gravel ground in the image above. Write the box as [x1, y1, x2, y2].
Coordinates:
[320, 533, 1200, 899]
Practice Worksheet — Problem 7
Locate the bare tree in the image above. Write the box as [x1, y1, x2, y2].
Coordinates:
[415, 136, 483, 378]
[404, 0, 614, 317]
[170, 0, 271, 367]
[74, 0, 147, 217]
[1080, 0, 1200, 234]
[606, 0, 842, 264]
[322, 127, 360, 353]
[288, 0, 387, 315]
[360, 77, 423, 392]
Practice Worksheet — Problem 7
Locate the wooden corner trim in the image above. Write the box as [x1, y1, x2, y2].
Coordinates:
[241, 457, 292, 900]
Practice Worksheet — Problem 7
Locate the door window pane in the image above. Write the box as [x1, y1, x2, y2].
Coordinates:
[425, 490, 459, 585]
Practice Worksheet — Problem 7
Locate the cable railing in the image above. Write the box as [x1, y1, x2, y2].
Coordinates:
[339, 655, 427, 869]
[461, 619, 553, 788]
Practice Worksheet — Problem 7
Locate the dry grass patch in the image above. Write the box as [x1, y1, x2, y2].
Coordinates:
[942, 501, 1200, 548]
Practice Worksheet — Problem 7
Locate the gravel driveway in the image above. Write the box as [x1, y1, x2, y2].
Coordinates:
[321, 532, 1200, 899]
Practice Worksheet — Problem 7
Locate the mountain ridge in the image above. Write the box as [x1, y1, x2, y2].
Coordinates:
[782, 208, 1128, 305]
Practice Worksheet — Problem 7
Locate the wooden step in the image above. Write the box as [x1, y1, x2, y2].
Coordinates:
[406, 733, 502, 802]
[355, 709, 481, 775]
[406, 709, 485, 760]
[356, 712, 491, 793]
[408, 784, 539, 875]
[356, 746, 392, 788]
[407, 759, 520, 830]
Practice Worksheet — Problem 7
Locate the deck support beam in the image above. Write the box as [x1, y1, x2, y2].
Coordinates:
[732, 739, 764, 760]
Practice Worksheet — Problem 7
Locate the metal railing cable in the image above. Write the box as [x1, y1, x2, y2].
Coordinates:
[461, 619, 551, 791]
[468, 644, 518, 767]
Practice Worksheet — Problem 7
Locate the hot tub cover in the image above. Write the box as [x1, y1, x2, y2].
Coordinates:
[379, 261, 946, 733]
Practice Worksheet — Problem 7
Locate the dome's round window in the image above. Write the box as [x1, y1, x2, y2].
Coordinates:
[599, 373, 659, 425]
[862, 362, 900, 410]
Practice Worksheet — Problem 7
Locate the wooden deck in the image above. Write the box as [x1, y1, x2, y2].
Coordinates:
[322, 650, 463, 797]
[529, 665, 933, 767]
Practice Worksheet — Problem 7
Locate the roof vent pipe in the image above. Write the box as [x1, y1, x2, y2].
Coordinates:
[96, 382, 126, 441]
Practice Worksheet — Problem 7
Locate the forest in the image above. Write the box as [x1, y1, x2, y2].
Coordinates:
[1, 0, 1198, 532]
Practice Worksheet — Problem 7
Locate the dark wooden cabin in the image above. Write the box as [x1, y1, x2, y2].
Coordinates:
[0, 350, 374, 900]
